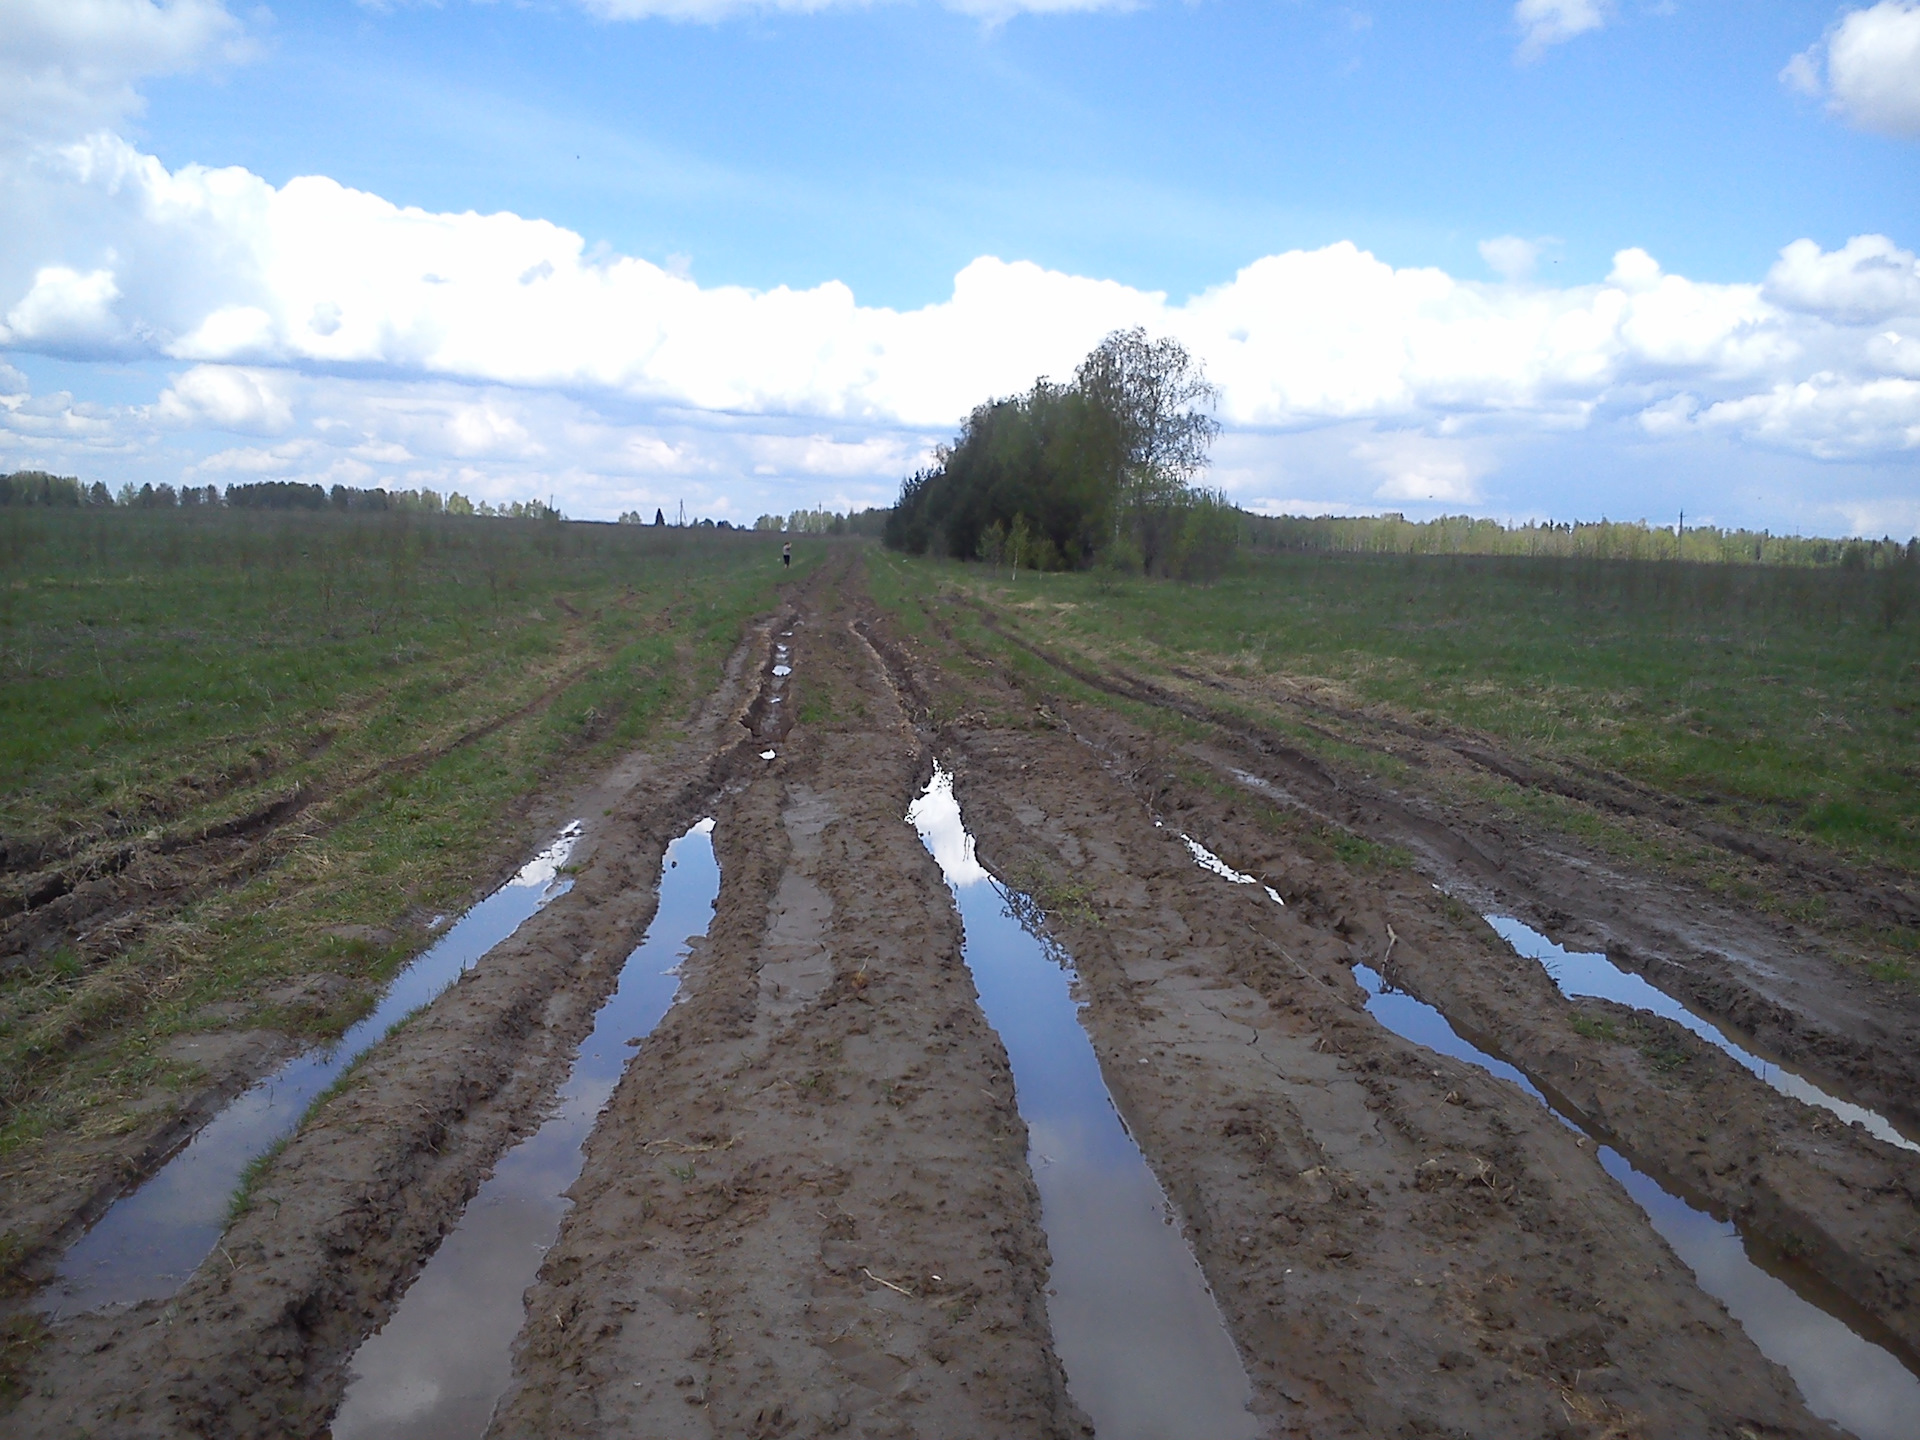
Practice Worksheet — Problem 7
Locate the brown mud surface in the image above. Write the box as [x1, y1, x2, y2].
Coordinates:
[964, 606, 1920, 1138]
[928, 608, 1920, 1361]
[491, 579, 1080, 1439]
[7, 557, 1917, 1438]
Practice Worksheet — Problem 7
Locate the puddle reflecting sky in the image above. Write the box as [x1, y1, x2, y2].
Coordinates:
[1350, 962, 1920, 1440]
[330, 818, 718, 1440]
[45, 823, 584, 1317]
[909, 769, 1258, 1440]
[1487, 915, 1919, 1153]
[1179, 833, 1285, 906]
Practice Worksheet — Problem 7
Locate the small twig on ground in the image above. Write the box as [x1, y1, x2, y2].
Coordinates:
[862, 1267, 914, 1297]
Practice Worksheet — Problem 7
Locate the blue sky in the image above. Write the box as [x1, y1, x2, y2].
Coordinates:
[2, 0, 1917, 533]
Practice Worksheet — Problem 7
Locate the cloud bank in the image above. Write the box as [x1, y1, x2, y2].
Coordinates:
[3, 134, 1915, 467]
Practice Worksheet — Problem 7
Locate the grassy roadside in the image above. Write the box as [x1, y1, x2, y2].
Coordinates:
[866, 545, 1919, 970]
[1, 510, 801, 1189]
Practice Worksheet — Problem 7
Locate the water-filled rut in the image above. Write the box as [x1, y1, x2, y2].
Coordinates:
[910, 766, 1259, 1440]
[329, 817, 718, 1440]
[1169, 826, 1920, 1440]
[44, 822, 583, 1317]
[1486, 913, 1920, 1153]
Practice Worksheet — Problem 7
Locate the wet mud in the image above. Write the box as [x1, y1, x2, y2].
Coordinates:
[489, 586, 1081, 1439]
[9, 556, 1920, 1440]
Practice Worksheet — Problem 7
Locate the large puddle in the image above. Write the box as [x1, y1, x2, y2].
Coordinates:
[1487, 914, 1920, 1153]
[330, 817, 718, 1440]
[43, 824, 583, 1317]
[909, 769, 1258, 1440]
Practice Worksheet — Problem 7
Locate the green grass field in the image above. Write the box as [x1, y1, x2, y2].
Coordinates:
[1, 508, 796, 1167]
[872, 546, 1920, 887]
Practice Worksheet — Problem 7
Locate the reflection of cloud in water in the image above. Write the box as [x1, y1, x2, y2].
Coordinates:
[505, 820, 583, 890]
[907, 767, 991, 888]
[909, 766, 1257, 1440]
[332, 818, 718, 1440]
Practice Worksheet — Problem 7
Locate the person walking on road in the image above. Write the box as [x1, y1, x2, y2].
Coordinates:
[782, 541, 792, 569]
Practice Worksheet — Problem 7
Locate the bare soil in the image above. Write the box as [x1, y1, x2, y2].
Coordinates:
[7, 557, 1918, 1439]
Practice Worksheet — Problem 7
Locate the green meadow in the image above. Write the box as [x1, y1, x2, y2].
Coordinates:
[1, 507, 794, 1164]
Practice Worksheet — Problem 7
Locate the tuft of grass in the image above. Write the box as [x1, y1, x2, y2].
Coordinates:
[226, 1133, 291, 1225]
[1004, 860, 1100, 925]
[1570, 1014, 1618, 1043]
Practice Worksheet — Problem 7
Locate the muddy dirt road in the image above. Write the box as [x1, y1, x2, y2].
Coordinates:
[9, 556, 1919, 1439]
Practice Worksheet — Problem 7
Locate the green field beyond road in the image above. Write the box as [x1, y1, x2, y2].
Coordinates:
[895, 549, 1920, 880]
[1, 509, 795, 1168]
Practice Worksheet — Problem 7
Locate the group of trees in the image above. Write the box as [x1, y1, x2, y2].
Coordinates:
[883, 328, 1240, 581]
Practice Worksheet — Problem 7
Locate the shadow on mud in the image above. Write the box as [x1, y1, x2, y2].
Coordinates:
[909, 766, 1259, 1440]
[42, 822, 586, 1318]
[329, 816, 720, 1440]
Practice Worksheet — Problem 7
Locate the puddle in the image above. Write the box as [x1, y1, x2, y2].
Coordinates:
[43, 824, 584, 1317]
[1179, 834, 1285, 906]
[330, 818, 718, 1440]
[1352, 958, 1920, 1440]
[1487, 915, 1920, 1154]
[909, 768, 1258, 1440]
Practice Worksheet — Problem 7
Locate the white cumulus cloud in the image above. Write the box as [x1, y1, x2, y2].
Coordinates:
[0, 0, 246, 139]
[1514, 0, 1610, 63]
[3, 135, 1918, 466]
[1783, 1, 1920, 139]
[153, 364, 293, 433]
[1765, 234, 1920, 324]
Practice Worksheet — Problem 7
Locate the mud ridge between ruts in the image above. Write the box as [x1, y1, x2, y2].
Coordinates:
[489, 572, 1085, 1439]
[952, 600, 1920, 1145]
[884, 604, 1920, 1381]
[852, 603, 1835, 1437]
[4, 576, 825, 1438]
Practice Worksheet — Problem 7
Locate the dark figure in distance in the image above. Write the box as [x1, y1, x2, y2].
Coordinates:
[782, 542, 792, 568]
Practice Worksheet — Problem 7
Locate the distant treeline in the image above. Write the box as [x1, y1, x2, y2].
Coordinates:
[884, 328, 1236, 581]
[1246, 512, 1920, 569]
[752, 507, 889, 536]
[0, 472, 560, 520]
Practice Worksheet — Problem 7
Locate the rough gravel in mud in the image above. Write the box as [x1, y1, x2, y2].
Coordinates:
[6, 600, 794, 1438]
[492, 586, 1082, 1439]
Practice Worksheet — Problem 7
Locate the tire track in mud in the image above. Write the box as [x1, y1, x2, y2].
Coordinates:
[955, 600, 1920, 1141]
[492, 585, 1084, 1439]
[934, 601, 1920, 1349]
[937, 731, 1823, 1437]
[859, 602, 1842, 1437]
[1036, 686, 1920, 1378]
[0, 595, 736, 1296]
[4, 596, 804, 1438]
